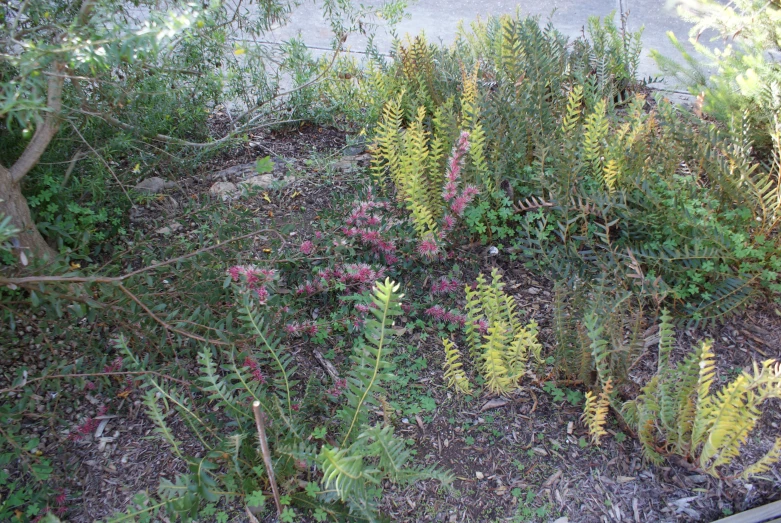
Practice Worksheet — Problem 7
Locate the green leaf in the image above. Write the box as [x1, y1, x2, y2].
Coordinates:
[305, 481, 320, 498]
[246, 490, 266, 507]
[280, 507, 296, 523]
[256, 156, 275, 174]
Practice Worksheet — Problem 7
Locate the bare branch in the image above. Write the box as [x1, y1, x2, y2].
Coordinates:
[234, 41, 344, 128]
[68, 120, 133, 205]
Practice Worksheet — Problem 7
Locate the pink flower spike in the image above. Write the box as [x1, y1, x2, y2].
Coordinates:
[418, 237, 440, 259]
[299, 241, 315, 255]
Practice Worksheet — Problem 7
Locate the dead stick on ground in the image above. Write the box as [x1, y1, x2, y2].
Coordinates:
[252, 401, 282, 515]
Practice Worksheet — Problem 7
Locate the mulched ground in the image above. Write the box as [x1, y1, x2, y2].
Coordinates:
[2, 123, 780, 522]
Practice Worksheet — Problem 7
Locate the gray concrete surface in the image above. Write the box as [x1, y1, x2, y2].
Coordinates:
[266, 0, 705, 87]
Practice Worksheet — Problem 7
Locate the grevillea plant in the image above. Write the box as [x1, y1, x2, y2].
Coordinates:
[371, 96, 478, 259]
[119, 279, 451, 522]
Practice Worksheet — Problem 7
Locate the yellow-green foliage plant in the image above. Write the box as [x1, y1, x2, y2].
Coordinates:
[450, 268, 542, 395]
[621, 310, 781, 479]
[582, 378, 613, 445]
[442, 338, 472, 394]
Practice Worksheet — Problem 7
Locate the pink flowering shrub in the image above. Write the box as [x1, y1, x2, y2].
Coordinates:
[243, 356, 267, 383]
[431, 277, 461, 295]
[228, 265, 277, 304]
[299, 240, 315, 255]
[341, 188, 398, 264]
[411, 131, 479, 258]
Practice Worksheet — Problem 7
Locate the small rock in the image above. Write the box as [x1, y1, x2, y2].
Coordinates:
[155, 222, 183, 235]
[332, 154, 371, 172]
[487, 246, 499, 256]
[209, 181, 238, 201]
[475, 471, 484, 480]
[134, 177, 176, 194]
[401, 418, 409, 424]
[527, 287, 541, 295]
[241, 174, 295, 190]
[343, 143, 367, 156]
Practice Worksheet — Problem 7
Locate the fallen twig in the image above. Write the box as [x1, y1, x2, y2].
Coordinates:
[252, 400, 282, 515]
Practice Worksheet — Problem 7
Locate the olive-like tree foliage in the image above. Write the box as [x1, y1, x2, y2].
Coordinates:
[0, 0, 393, 260]
[653, 0, 781, 147]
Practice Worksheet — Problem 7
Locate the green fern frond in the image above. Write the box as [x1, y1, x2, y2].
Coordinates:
[340, 279, 403, 445]
[238, 292, 297, 417]
[143, 388, 184, 459]
[319, 445, 378, 501]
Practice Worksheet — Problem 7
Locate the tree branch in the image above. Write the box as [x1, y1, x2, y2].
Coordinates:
[10, 63, 65, 183]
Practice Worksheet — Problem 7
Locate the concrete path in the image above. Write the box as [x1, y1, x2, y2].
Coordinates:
[268, 0, 705, 89]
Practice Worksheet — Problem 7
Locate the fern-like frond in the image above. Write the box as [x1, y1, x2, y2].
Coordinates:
[691, 341, 716, 449]
[371, 93, 404, 185]
[340, 279, 403, 445]
[319, 445, 378, 502]
[560, 84, 584, 135]
[481, 322, 512, 395]
[505, 320, 542, 381]
[582, 99, 608, 175]
[143, 387, 184, 459]
[442, 338, 472, 394]
[238, 292, 297, 417]
[741, 438, 781, 479]
[582, 378, 613, 445]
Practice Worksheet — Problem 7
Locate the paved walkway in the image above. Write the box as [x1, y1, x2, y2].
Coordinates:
[270, 0, 704, 87]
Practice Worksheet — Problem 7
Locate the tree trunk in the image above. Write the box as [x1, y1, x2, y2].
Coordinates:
[0, 166, 56, 260]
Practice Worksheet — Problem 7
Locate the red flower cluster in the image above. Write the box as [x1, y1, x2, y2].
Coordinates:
[431, 277, 461, 295]
[424, 305, 467, 326]
[69, 405, 108, 441]
[326, 378, 347, 398]
[243, 356, 266, 383]
[299, 240, 315, 255]
[417, 235, 440, 260]
[103, 356, 123, 374]
[441, 132, 479, 218]
[284, 321, 322, 337]
[415, 131, 479, 258]
[228, 265, 276, 304]
[342, 189, 398, 263]
[295, 263, 386, 297]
